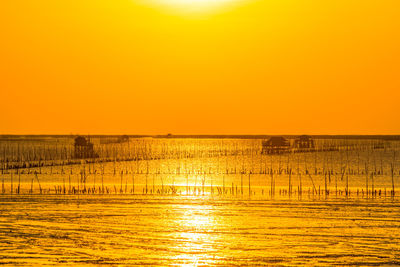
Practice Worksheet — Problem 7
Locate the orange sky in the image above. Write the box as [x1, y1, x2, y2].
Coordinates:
[1, 0, 399, 135]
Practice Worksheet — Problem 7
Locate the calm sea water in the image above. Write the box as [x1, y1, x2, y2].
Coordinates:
[0, 195, 399, 266]
[0, 137, 399, 265]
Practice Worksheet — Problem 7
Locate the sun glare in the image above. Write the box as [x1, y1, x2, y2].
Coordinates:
[143, 0, 242, 14]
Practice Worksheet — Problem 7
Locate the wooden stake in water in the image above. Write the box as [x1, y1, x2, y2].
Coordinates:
[125, 174, 128, 194]
[371, 172, 374, 197]
[335, 171, 338, 196]
[145, 174, 148, 194]
[161, 175, 165, 195]
[120, 171, 123, 194]
[34, 172, 42, 194]
[365, 163, 369, 198]
[18, 172, 21, 194]
[248, 173, 251, 196]
[132, 174, 135, 194]
[77, 174, 80, 194]
[93, 172, 96, 192]
[299, 173, 302, 197]
[288, 168, 292, 197]
[391, 163, 395, 197]
[68, 174, 71, 194]
[223, 174, 225, 195]
[102, 174, 105, 194]
[241, 174, 243, 195]
[270, 171, 273, 197]
[10, 172, 13, 195]
[308, 174, 317, 195]
[152, 174, 155, 194]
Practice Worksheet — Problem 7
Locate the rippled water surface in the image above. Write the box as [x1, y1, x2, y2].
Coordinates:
[1, 137, 400, 265]
[1, 195, 399, 266]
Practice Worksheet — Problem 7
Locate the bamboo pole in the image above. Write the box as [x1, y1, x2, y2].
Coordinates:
[371, 173, 374, 197]
[34, 172, 42, 194]
[391, 163, 395, 196]
[248, 173, 251, 196]
[10, 172, 13, 195]
[288, 168, 292, 197]
[17, 172, 21, 194]
[241, 173, 243, 195]
[365, 163, 369, 198]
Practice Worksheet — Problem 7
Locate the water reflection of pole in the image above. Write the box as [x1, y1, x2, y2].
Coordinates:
[18, 171, 21, 194]
[241, 173, 243, 195]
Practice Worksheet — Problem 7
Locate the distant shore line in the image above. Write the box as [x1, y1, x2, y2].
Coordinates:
[0, 134, 400, 140]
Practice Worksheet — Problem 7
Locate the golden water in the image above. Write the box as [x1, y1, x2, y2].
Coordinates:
[1, 195, 399, 265]
[0, 137, 399, 265]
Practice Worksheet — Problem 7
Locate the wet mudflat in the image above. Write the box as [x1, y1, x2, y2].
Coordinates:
[0, 195, 399, 266]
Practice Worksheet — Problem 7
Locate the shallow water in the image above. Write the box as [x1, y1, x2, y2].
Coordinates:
[1, 195, 399, 266]
[2, 137, 400, 196]
[1, 137, 400, 265]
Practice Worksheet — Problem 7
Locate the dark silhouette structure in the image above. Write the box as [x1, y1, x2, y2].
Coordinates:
[118, 135, 129, 143]
[262, 137, 290, 154]
[294, 135, 315, 149]
[74, 136, 98, 159]
[100, 135, 129, 144]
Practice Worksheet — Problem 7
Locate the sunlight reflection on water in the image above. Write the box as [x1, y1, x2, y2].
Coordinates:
[1, 137, 400, 265]
[1, 195, 399, 265]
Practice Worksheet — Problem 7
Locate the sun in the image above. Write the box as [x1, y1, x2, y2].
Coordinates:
[158, 0, 232, 5]
[143, 0, 242, 14]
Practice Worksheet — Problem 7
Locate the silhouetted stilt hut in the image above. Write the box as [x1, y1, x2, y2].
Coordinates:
[294, 135, 315, 150]
[262, 137, 290, 154]
[74, 136, 98, 159]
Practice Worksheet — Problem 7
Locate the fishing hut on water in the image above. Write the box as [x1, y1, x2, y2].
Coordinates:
[74, 136, 98, 159]
[262, 137, 290, 154]
[294, 135, 315, 150]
